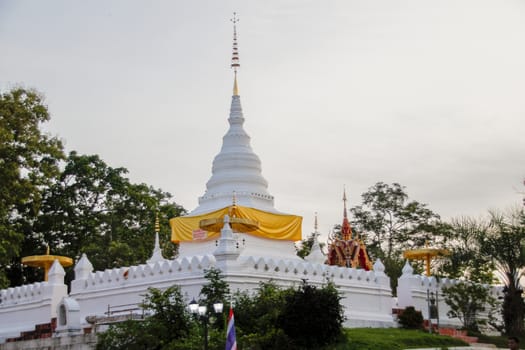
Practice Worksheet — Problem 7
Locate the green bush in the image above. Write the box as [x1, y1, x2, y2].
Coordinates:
[398, 306, 424, 329]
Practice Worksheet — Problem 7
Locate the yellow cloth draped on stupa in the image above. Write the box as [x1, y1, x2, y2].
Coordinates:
[170, 205, 302, 243]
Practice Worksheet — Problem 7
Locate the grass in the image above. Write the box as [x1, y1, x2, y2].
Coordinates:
[472, 332, 524, 348]
[320, 328, 469, 350]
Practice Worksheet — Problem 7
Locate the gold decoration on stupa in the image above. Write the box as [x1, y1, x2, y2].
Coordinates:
[199, 192, 259, 233]
[21, 245, 73, 281]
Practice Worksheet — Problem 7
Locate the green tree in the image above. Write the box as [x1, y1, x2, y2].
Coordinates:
[350, 182, 444, 291]
[96, 285, 193, 350]
[198, 266, 230, 347]
[233, 281, 291, 349]
[10, 151, 185, 286]
[442, 281, 497, 332]
[278, 280, 344, 349]
[440, 217, 494, 283]
[480, 208, 525, 336]
[233, 280, 344, 349]
[0, 88, 65, 288]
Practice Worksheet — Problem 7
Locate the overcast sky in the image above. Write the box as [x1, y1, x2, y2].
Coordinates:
[1, 0, 524, 241]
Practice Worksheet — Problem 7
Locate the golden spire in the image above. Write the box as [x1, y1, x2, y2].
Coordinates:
[233, 74, 239, 96]
[155, 213, 160, 233]
[231, 12, 240, 96]
[341, 186, 352, 240]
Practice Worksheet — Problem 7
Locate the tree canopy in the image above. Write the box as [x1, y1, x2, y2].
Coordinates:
[481, 208, 525, 335]
[96, 285, 193, 350]
[349, 182, 445, 291]
[442, 281, 497, 332]
[1, 88, 185, 288]
[0, 88, 65, 288]
[233, 280, 344, 349]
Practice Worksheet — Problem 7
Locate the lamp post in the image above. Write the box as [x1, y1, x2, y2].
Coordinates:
[189, 298, 223, 350]
[427, 290, 439, 334]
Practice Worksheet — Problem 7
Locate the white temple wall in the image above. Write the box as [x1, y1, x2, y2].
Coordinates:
[396, 261, 502, 328]
[69, 253, 394, 330]
[0, 262, 67, 342]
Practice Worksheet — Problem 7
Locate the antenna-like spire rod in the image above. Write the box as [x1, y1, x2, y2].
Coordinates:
[343, 186, 348, 219]
[231, 12, 240, 96]
[314, 212, 318, 232]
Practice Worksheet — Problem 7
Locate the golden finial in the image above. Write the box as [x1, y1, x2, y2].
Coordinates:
[46, 244, 50, 255]
[155, 213, 160, 233]
[230, 12, 240, 96]
[232, 191, 237, 206]
[233, 75, 239, 96]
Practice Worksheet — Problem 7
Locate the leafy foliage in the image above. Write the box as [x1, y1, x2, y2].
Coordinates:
[198, 267, 230, 335]
[439, 217, 494, 283]
[234, 281, 290, 348]
[442, 281, 497, 332]
[234, 280, 344, 349]
[278, 280, 345, 348]
[350, 182, 442, 258]
[397, 306, 423, 329]
[96, 285, 193, 350]
[480, 208, 525, 336]
[349, 182, 444, 292]
[9, 151, 186, 286]
[0, 88, 65, 288]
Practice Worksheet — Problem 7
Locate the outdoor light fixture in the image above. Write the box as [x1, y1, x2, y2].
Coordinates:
[189, 298, 224, 350]
[426, 289, 439, 333]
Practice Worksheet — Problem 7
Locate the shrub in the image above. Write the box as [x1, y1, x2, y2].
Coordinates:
[398, 306, 423, 329]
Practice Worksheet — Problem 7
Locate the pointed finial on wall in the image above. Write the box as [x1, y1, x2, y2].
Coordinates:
[148, 212, 165, 264]
[231, 12, 240, 96]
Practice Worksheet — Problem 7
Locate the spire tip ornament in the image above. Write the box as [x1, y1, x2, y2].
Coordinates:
[230, 12, 240, 96]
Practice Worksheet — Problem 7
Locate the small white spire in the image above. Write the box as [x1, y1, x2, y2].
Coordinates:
[213, 215, 240, 260]
[305, 213, 325, 264]
[148, 213, 165, 264]
[74, 253, 93, 280]
[402, 260, 414, 276]
[48, 259, 65, 285]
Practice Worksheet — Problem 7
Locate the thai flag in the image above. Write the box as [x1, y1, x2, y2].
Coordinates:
[225, 307, 237, 350]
